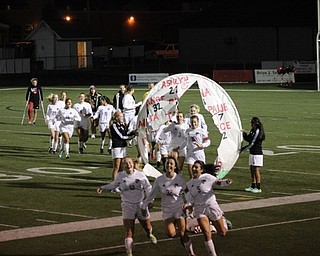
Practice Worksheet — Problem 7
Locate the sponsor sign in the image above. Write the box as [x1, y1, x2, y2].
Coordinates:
[254, 69, 295, 84]
[129, 73, 169, 85]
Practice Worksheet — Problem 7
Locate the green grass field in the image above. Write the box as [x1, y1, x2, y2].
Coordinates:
[0, 84, 320, 256]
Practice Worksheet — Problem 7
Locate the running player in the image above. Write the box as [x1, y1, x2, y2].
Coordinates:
[185, 104, 207, 131]
[141, 156, 196, 256]
[185, 160, 232, 256]
[55, 98, 81, 159]
[93, 96, 115, 154]
[97, 156, 157, 256]
[73, 93, 93, 154]
[185, 115, 211, 178]
[45, 93, 61, 154]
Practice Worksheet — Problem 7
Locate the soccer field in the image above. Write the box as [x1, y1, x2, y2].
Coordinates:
[0, 84, 320, 255]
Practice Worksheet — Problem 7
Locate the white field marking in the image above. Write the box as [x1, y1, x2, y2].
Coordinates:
[301, 188, 320, 192]
[277, 145, 320, 151]
[233, 166, 320, 176]
[58, 216, 320, 256]
[27, 167, 92, 175]
[0, 205, 96, 220]
[36, 219, 58, 224]
[110, 210, 122, 214]
[0, 223, 20, 228]
[0, 192, 319, 243]
[0, 173, 33, 181]
[215, 191, 263, 199]
[271, 192, 293, 196]
[262, 149, 298, 156]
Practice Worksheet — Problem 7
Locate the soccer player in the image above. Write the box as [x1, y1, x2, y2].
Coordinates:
[73, 93, 93, 154]
[185, 115, 211, 179]
[97, 156, 157, 256]
[185, 160, 232, 256]
[55, 98, 81, 159]
[113, 84, 126, 112]
[184, 104, 207, 131]
[141, 156, 196, 256]
[154, 121, 171, 171]
[109, 111, 136, 180]
[163, 111, 189, 172]
[45, 93, 61, 154]
[241, 116, 266, 193]
[93, 96, 115, 154]
[25, 77, 43, 125]
[87, 85, 102, 139]
[122, 85, 141, 126]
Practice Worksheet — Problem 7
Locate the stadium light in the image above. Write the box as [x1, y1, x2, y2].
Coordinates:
[127, 16, 135, 26]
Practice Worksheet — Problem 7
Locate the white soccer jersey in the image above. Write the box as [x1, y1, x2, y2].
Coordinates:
[122, 94, 136, 114]
[45, 103, 61, 122]
[56, 108, 81, 126]
[100, 170, 152, 204]
[142, 173, 187, 210]
[186, 173, 218, 207]
[57, 100, 65, 110]
[93, 104, 115, 126]
[163, 122, 189, 149]
[73, 102, 93, 129]
[186, 127, 210, 153]
[155, 123, 171, 145]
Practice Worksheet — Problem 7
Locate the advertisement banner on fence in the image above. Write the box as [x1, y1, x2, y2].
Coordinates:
[213, 70, 253, 83]
[129, 73, 169, 85]
[254, 69, 295, 84]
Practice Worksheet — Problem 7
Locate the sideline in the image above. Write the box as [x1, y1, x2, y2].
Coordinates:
[0, 192, 319, 243]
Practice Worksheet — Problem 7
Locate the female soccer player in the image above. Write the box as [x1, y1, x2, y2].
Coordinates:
[93, 96, 115, 154]
[141, 156, 196, 256]
[45, 93, 61, 154]
[25, 77, 43, 125]
[73, 93, 93, 154]
[109, 111, 136, 180]
[241, 116, 266, 193]
[185, 160, 232, 256]
[97, 156, 157, 256]
[154, 121, 171, 171]
[163, 112, 189, 172]
[185, 115, 211, 178]
[55, 98, 81, 159]
[122, 85, 142, 126]
[184, 104, 207, 131]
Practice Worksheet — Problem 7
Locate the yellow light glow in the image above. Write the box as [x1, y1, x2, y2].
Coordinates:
[128, 16, 135, 25]
[65, 16, 71, 21]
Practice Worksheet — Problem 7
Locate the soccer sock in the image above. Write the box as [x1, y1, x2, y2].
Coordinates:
[53, 141, 58, 151]
[251, 183, 256, 188]
[204, 240, 217, 256]
[101, 139, 105, 149]
[50, 138, 54, 149]
[65, 143, 70, 155]
[156, 151, 161, 162]
[183, 238, 195, 255]
[108, 138, 112, 149]
[125, 237, 133, 253]
[256, 183, 261, 189]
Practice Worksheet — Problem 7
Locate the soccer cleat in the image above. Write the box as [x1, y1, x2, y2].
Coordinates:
[252, 188, 262, 193]
[58, 151, 64, 158]
[245, 187, 254, 192]
[100, 148, 104, 154]
[65, 154, 70, 159]
[48, 148, 53, 153]
[91, 134, 95, 139]
[149, 234, 157, 244]
[126, 251, 133, 256]
[79, 148, 84, 154]
[32, 122, 36, 126]
[108, 149, 112, 154]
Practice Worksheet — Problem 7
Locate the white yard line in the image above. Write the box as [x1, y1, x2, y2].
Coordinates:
[0, 192, 319, 243]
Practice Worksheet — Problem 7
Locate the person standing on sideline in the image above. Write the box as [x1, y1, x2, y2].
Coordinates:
[87, 85, 102, 139]
[122, 85, 142, 126]
[241, 116, 265, 193]
[25, 77, 43, 125]
[185, 115, 211, 179]
[109, 111, 136, 180]
[55, 98, 81, 159]
[96, 156, 157, 256]
[73, 93, 93, 154]
[141, 156, 196, 256]
[113, 84, 126, 112]
[93, 96, 115, 154]
[185, 160, 232, 256]
[45, 94, 61, 154]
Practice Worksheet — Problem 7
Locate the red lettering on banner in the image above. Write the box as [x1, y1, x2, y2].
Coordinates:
[161, 75, 189, 88]
[138, 119, 147, 128]
[200, 88, 211, 97]
[168, 97, 178, 104]
[149, 114, 159, 122]
[166, 112, 173, 120]
[207, 103, 228, 114]
[146, 96, 165, 107]
[219, 121, 231, 131]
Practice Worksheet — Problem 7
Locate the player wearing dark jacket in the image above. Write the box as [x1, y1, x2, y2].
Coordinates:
[241, 117, 265, 193]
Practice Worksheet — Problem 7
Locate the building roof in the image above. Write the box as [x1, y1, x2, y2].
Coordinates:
[26, 20, 103, 41]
